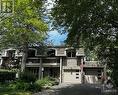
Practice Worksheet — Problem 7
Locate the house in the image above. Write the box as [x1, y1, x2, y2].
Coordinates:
[0, 46, 105, 84]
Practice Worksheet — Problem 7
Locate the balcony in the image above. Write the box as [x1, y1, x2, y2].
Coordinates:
[43, 57, 60, 67]
[26, 57, 40, 67]
[63, 66, 80, 70]
[84, 61, 104, 68]
[26, 57, 60, 67]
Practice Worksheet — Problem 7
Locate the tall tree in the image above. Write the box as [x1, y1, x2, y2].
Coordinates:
[52, 0, 118, 48]
[0, 0, 48, 72]
[52, 0, 118, 84]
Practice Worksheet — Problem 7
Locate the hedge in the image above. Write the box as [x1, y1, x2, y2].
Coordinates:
[0, 69, 16, 82]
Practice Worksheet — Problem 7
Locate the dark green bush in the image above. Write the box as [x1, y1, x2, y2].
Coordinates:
[0, 70, 16, 82]
[111, 70, 118, 87]
[26, 83, 41, 92]
[9, 80, 41, 92]
[15, 81, 29, 91]
[19, 71, 37, 83]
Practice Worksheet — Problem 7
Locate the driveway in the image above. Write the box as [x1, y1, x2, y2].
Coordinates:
[52, 83, 102, 95]
[34, 83, 118, 95]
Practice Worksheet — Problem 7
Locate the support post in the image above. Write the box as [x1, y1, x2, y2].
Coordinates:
[104, 64, 107, 81]
[0, 58, 3, 68]
[60, 57, 62, 83]
[39, 58, 42, 79]
[80, 57, 84, 84]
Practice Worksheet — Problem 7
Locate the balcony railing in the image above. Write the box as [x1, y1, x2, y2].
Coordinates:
[42, 57, 60, 63]
[42, 57, 60, 66]
[26, 57, 60, 67]
[84, 61, 104, 67]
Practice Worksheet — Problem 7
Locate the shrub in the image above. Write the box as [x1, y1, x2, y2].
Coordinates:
[48, 77, 59, 85]
[26, 83, 41, 92]
[9, 80, 41, 92]
[19, 71, 37, 83]
[15, 81, 29, 91]
[35, 77, 55, 89]
[0, 69, 16, 82]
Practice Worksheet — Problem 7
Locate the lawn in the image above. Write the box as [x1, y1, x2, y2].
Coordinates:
[0, 84, 32, 95]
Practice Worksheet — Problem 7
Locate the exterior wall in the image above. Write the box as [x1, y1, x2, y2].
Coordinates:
[63, 69, 81, 83]
[66, 58, 78, 67]
[56, 48, 66, 56]
[0, 46, 104, 84]
[62, 57, 82, 83]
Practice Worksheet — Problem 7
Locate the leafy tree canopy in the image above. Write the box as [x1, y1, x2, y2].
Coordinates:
[0, 0, 48, 72]
[0, 0, 48, 49]
[52, 0, 118, 85]
[52, 0, 118, 49]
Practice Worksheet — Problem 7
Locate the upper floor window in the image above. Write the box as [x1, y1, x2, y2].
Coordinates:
[47, 49, 55, 57]
[0, 0, 13, 13]
[28, 49, 36, 57]
[7, 50, 15, 58]
[66, 49, 76, 57]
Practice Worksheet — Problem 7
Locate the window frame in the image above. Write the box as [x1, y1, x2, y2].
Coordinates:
[66, 49, 76, 58]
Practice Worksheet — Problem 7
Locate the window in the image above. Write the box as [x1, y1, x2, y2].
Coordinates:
[0, 0, 13, 13]
[76, 70, 80, 72]
[47, 49, 55, 57]
[76, 73, 79, 75]
[76, 77, 79, 79]
[66, 49, 76, 57]
[7, 50, 15, 58]
[28, 49, 36, 57]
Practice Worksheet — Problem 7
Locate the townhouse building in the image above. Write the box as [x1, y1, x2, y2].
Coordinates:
[0, 46, 104, 84]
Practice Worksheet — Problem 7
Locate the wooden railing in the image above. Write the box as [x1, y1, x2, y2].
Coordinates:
[84, 61, 104, 67]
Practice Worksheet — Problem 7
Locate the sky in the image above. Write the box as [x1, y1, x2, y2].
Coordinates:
[45, 0, 67, 46]
[47, 30, 67, 45]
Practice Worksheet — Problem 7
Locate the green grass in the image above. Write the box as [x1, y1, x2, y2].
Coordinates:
[0, 84, 32, 95]
[0, 91, 31, 95]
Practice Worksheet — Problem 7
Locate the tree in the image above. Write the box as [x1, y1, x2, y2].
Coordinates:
[0, 0, 48, 72]
[52, 0, 118, 48]
[52, 0, 118, 84]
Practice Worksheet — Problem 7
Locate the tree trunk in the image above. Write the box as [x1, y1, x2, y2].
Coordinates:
[21, 44, 28, 72]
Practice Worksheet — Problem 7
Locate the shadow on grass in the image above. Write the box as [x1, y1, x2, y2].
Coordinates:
[0, 84, 31, 95]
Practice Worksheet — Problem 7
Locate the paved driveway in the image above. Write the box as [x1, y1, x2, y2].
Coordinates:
[52, 84, 102, 95]
[34, 83, 118, 95]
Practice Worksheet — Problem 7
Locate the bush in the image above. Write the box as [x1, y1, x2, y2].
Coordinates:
[0, 70, 16, 82]
[48, 77, 59, 85]
[9, 80, 41, 92]
[19, 71, 37, 83]
[35, 77, 55, 89]
[26, 83, 41, 92]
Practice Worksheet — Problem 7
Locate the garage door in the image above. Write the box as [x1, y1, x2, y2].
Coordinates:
[63, 70, 81, 83]
[84, 70, 99, 84]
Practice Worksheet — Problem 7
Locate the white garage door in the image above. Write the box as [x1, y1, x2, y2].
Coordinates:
[84, 70, 99, 84]
[63, 70, 81, 83]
